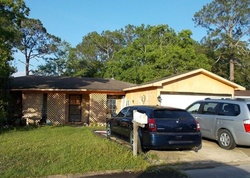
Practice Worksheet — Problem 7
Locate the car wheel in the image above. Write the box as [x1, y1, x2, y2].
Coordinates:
[106, 122, 112, 138]
[218, 129, 236, 150]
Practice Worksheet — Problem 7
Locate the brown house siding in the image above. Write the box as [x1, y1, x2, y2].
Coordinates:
[22, 92, 43, 125]
[20, 91, 118, 125]
[89, 93, 107, 123]
[47, 93, 66, 125]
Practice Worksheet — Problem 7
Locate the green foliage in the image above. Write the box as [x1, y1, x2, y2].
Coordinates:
[33, 41, 70, 76]
[0, 126, 150, 177]
[0, 0, 29, 126]
[104, 25, 212, 84]
[193, 0, 250, 82]
[0, 0, 29, 76]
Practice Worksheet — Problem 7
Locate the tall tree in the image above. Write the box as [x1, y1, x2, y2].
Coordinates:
[193, 0, 250, 82]
[0, 0, 29, 77]
[16, 18, 61, 75]
[104, 25, 212, 84]
[32, 41, 70, 76]
[0, 0, 29, 124]
[65, 30, 124, 77]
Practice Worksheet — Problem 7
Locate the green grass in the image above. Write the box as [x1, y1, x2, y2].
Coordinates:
[0, 126, 151, 177]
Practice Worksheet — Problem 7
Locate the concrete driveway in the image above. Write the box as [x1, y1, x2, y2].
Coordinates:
[149, 138, 250, 169]
[93, 131, 250, 178]
[95, 131, 250, 168]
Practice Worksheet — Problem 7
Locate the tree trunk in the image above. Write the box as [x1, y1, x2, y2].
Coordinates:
[25, 60, 29, 76]
[230, 59, 234, 82]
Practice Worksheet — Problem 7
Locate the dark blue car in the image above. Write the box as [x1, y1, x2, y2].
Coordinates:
[106, 105, 202, 152]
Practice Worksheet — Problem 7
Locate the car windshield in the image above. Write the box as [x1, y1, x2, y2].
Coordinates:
[153, 109, 193, 120]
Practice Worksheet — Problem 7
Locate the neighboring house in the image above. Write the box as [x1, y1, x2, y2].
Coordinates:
[234, 90, 250, 99]
[9, 68, 246, 125]
[9, 76, 135, 125]
[124, 68, 245, 109]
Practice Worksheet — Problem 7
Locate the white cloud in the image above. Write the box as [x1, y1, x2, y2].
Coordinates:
[12, 71, 26, 77]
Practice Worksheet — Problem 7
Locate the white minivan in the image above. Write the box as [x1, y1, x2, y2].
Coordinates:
[186, 98, 250, 150]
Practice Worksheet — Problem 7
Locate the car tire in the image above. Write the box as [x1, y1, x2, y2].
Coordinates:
[106, 122, 112, 139]
[218, 129, 236, 150]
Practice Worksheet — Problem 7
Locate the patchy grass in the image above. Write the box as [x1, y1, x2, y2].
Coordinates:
[0, 126, 151, 177]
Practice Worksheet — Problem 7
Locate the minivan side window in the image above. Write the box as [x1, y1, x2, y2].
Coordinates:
[186, 102, 201, 114]
[201, 102, 218, 115]
[219, 103, 240, 116]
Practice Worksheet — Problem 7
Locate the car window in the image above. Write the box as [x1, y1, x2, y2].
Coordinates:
[116, 107, 129, 117]
[186, 102, 201, 114]
[201, 102, 218, 115]
[218, 103, 240, 116]
[154, 109, 193, 120]
[126, 108, 134, 117]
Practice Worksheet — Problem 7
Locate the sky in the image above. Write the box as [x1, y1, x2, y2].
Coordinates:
[13, 0, 212, 77]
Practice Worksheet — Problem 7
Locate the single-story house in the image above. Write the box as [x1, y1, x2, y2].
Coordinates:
[8, 76, 135, 125]
[8, 68, 246, 125]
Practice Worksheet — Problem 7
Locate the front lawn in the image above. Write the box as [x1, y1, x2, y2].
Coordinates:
[0, 126, 150, 177]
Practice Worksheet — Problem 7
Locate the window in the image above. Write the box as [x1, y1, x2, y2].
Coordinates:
[126, 109, 134, 117]
[186, 102, 201, 114]
[220, 103, 240, 116]
[201, 102, 218, 115]
[107, 96, 117, 115]
[117, 108, 129, 117]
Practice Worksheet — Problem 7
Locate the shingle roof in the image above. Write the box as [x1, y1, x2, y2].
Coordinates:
[9, 76, 135, 92]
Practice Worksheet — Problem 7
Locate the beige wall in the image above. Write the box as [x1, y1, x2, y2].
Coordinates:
[160, 74, 234, 95]
[125, 74, 236, 107]
[125, 88, 158, 106]
[22, 92, 43, 124]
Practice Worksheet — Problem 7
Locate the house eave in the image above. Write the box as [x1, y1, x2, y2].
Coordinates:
[10, 88, 126, 94]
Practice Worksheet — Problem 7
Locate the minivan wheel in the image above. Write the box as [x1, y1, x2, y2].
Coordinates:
[106, 122, 112, 138]
[218, 129, 236, 150]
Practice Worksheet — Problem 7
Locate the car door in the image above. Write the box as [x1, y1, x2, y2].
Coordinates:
[119, 107, 136, 138]
[111, 107, 129, 135]
[187, 101, 218, 139]
[195, 102, 218, 139]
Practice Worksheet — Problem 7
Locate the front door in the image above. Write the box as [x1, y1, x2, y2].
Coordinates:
[69, 95, 82, 122]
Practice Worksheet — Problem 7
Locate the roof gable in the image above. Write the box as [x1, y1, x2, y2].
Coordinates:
[124, 68, 245, 91]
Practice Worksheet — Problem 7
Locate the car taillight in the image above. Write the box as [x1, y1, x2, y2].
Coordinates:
[196, 120, 200, 131]
[243, 120, 250, 132]
[147, 118, 156, 132]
